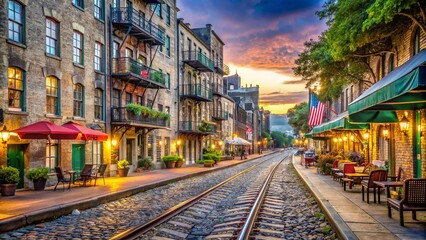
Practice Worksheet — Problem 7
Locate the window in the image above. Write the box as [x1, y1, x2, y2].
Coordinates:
[147, 99, 153, 108]
[125, 92, 132, 105]
[73, 31, 83, 64]
[137, 96, 144, 105]
[345, 88, 349, 111]
[158, 104, 163, 112]
[46, 76, 59, 115]
[73, 84, 84, 117]
[94, 42, 103, 71]
[388, 54, 395, 73]
[8, 0, 24, 43]
[413, 28, 420, 56]
[92, 142, 102, 165]
[46, 18, 59, 56]
[156, 137, 162, 161]
[125, 47, 133, 58]
[147, 134, 153, 159]
[94, 88, 103, 120]
[164, 137, 170, 156]
[166, 73, 170, 89]
[112, 89, 120, 107]
[94, 0, 104, 20]
[151, 4, 162, 17]
[46, 144, 58, 169]
[165, 106, 170, 114]
[165, 5, 171, 25]
[350, 85, 354, 102]
[8, 67, 24, 110]
[229, 84, 234, 90]
[166, 35, 170, 56]
[72, 0, 84, 9]
[113, 41, 119, 58]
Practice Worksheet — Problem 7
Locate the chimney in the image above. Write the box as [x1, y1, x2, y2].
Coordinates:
[206, 24, 212, 30]
[186, 23, 191, 28]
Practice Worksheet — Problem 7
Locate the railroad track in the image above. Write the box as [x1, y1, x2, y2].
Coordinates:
[110, 151, 291, 240]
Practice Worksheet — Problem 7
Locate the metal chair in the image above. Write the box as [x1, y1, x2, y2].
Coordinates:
[54, 167, 72, 191]
[361, 170, 388, 204]
[78, 164, 94, 187]
[92, 164, 107, 186]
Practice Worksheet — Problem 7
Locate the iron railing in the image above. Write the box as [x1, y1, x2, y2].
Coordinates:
[112, 57, 166, 86]
[182, 51, 215, 71]
[212, 83, 224, 95]
[112, 107, 169, 128]
[214, 61, 230, 75]
[111, 7, 165, 44]
[179, 121, 217, 134]
[180, 84, 212, 101]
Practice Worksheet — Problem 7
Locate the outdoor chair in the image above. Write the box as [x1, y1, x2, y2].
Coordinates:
[389, 167, 403, 181]
[54, 167, 72, 191]
[387, 178, 426, 226]
[338, 163, 355, 185]
[77, 164, 94, 187]
[92, 164, 107, 186]
[361, 170, 388, 204]
[331, 160, 340, 180]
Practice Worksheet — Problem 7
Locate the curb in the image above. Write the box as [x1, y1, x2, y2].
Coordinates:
[291, 155, 358, 240]
[0, 151, 276, 233]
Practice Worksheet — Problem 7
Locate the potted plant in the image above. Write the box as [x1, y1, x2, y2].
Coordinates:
[0, 166, 20, 196]
[175, 155, 184, 168]
[26, 167, 50, 191]
[203, 160, 215, 167]
[117, 159, 130, 177]
[136, 157, 155, 172]
[162, 155, 177, 169]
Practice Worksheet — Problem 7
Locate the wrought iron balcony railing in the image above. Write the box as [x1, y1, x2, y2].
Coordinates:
[212, 83, 224, 95]
[182, 51, 215, 72]
[180, 84, 213, 101]
[112, 57, 166, 88]
[214, 61, 230, 75]
[111, 107, 169, 128]
[179, 121, 217, 134]
[212, 110, 229, 120]
[111, 7, 165, 45]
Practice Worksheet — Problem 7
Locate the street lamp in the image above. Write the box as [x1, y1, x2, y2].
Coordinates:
[399, 113, 410, 135]
[0, 126, 11, 145]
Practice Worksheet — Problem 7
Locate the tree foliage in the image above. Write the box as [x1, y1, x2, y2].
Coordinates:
[287, 102, 310, 134]
[271, 131, 293, 148]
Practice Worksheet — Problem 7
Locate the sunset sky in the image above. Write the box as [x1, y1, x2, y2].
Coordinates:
[178, 0, 327, 114]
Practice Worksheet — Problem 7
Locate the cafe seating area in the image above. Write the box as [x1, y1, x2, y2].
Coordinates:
[53, 164, 108, 190]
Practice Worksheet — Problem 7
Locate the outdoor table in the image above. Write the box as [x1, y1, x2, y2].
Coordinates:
[373, 181, 404, 198]
[343, 173, 369, 189]
[65, 170, 77, 186]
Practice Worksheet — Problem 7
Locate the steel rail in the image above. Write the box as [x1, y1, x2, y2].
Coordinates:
[110, 151, 287, 240]
[237, 153, 288, 240]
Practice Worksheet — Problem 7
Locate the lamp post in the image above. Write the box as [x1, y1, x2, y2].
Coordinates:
[0, 126, 11, 145]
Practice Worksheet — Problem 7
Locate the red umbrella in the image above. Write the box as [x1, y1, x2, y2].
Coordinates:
[62, 122, 108, 141]
[13, 121, 80, 140]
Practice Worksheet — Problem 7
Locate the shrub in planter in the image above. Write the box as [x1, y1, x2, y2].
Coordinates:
[317, 154, 335, 175]
[162, 155, 178, 168]
[175, 155, 185, 168]
[203, 160, 215, 167]
[137, 158, 155, 172]
[26, 167, 50, 191]
[117, 159, 130, 177]
[0, 166, 20, 196]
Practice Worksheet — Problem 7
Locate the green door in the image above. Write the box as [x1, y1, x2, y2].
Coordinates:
[72, 144, 85, 173]
[7, 144, 27, 189]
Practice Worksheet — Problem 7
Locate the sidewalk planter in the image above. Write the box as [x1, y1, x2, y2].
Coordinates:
[0, 166, 20, 196]
[162, 155, 183, 169]
[117, 160, 130, 177]
[26, 167, 50, 191]
[203, 160, 215, 167]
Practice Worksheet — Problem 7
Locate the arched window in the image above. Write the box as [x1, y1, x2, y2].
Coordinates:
[413, 28, 420, 56]
[73, 84, 84, 117]
[94, 88, 103, 120]
[46, 76, 59, 115]
[388, 54, 395, 73]
[8, 67, 25, 111]
[376, 60, 381, 81]
[46, 18, 59, 56]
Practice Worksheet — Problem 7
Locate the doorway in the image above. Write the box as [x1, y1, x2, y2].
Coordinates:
[72, 144, 85, 173]
[7, 144, 27, 189]
[126, 139, 134, 165]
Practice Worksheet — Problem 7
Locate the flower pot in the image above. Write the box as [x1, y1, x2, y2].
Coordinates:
[1, 183, 17, 196]
[175, 161, 184, 168]
[33, 178, 47, 191]
[165, 161, 176, 169]
[118, 168, 129, 177]
[204, 162, 214, 167]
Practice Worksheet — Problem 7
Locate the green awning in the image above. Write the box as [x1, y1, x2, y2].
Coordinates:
[311, 112, 369, 134]
[305, 132, 312, 138]
[349, 49, 426, 123]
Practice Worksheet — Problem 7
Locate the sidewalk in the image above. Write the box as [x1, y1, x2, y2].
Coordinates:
[0, 152, 273, 233]
[292, 155, 426, 240]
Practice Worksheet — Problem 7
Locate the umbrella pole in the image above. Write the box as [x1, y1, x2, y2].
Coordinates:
[48, 135, 52, 169]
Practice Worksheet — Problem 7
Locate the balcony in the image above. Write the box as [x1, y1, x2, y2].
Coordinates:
[112, 57, 166, 88]
[182, 51, 215, 72]
[111, 7, 165, 45]
[212, 110, 229, 121]
[215, 62, 230, 75]
[111, 107, 170, 129]
[142, 0, 164, 3]
[179, 121, 217, 135]
[212, 83, 224, 95]
[180, 84, 213, 102]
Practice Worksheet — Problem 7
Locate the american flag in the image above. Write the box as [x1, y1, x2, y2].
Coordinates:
[308, 93, 325, 127]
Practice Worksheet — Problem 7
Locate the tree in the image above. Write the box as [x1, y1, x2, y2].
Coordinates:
[287, 102, 310, 134]
[270, 131, 293, 148]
